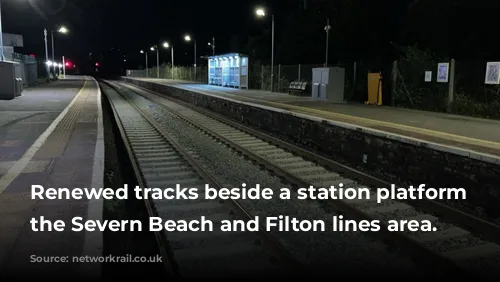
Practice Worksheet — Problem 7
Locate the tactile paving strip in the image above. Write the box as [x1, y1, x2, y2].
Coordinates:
[32, 86, 91, 159]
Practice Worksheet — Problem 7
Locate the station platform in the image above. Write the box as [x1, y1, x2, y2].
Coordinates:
[127, 78, 500, 160]
[0, 76, 104, 279]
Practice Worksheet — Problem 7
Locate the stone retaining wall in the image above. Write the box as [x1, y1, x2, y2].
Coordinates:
[121, 77, 500, 222]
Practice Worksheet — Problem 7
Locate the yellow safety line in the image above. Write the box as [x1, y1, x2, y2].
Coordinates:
[211, 91, 500, 150]
[139, 78, 500, 151]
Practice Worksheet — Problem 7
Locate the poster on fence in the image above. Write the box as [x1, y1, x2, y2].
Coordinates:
[425, 71, 432, 82]
[485, 62, 500, 85]
[437, 63, 449, 83]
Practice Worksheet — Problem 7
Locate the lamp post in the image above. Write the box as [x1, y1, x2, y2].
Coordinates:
[324, 18, 331, 67]
[184, 35, 196, 81]
[162, 42, 175, 80]
[43, 29, 50, 79]
[208, 37, 215, 56]
[46, 61, 53, 75]
[0, 0, 4, 61]
[50, 26, 68, 75]
[62, 56, 66, 78]
[256, 8, 275, 92]
[140, 50, 148, 77]
[150, 46, 159, 78]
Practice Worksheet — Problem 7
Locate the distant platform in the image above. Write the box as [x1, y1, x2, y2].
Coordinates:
[125, 77, 500, 161]
[0, 76, 104, 279]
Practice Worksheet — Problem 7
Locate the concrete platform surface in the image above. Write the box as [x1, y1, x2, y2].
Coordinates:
[132, 78, 500, 157]
[0, 76, 104, 280]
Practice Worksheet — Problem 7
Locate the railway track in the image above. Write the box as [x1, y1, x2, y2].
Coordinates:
[99, 82, 301, 278]
[110, 80, 500, 279]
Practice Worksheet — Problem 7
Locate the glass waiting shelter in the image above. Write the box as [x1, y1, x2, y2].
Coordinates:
[208, 53, 249, 89]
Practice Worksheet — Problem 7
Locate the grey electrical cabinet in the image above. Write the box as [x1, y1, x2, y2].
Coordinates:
[0, 61, 19, 100]
[311, 67, 345, 103]
[16, 78, 24, 96]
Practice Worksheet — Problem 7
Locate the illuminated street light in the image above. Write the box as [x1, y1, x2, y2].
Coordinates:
[324, 18, 331, 66]
[141, 49, 148, 77]
[150, 42, 172, 78]
[46, 25, 69, 77]
[184, 34, 197, 80]
[58, 26, 69, 34]
[256, 8, 266, 17]
[209, 37, 215, 56]
[150, 45, 160, 78]
[255, 7, 275, 92]
[162, 42, 175, 80]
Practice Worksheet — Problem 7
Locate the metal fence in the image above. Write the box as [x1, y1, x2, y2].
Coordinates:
[5, 52, 39, 86]
[394, 55, 500, 119]
[127, 55, 500, 119]
[127, 63, 208, 83]
[127, 61, 370, 101]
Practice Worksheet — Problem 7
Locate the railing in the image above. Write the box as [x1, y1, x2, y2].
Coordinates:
[127, 62, 367, 100]
[4, 52, 40, 85]
[127, 53, 500, 120]
[6, 52, 37, 64]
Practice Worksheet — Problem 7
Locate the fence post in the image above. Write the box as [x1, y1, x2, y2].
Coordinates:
[278, 64, 281, 92]
[447, 58, 456, 113]
[353, 61, 357, 99]
[261, 65, 264, 90]
[298, 64, 301, 81]
[391, 60, 397, 107]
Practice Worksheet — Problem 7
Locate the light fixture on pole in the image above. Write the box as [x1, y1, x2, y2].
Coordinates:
[140, 50, 148, 77]
[208, 37, 215, 56]
[184, 34, 197, 81]
[0, 0, 4, 61]
[162, 42, 175, 80]
[50, 26, 69, 75]
[324, 18, 331, 67]
[151, 45, 160, 78]
[256, 7, 275, 92]
[43, 29, 50, 79]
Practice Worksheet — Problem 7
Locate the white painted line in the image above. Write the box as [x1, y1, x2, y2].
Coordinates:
[130, 79, 500, 165]
[80, 77, 104, 279]
[0, 77, 89, 194]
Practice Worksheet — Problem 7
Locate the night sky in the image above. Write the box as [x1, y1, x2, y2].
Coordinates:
[3, 0, 295, 67]
[3, 0, 500, 71]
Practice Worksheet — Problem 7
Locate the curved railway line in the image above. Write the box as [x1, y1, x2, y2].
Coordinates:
[100, 79, 500, 279]
[100, 82, 301, 278]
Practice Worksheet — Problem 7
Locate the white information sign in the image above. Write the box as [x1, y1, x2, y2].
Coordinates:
[485, 62, 500, 85]
[425, 71, 432, 82]
[437, 63, 449, 83]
